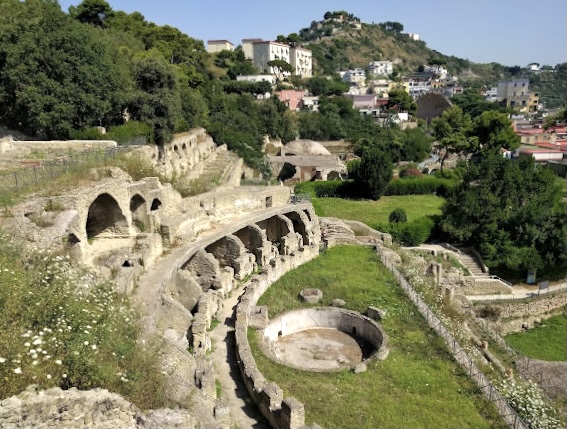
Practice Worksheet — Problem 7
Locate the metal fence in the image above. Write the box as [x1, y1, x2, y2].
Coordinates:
[0, 146, 133, 193]
[291, 193, 312, 204]
[377, 249, 529, 429]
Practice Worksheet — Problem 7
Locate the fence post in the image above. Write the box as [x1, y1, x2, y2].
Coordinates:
[33, 166, 38, 185]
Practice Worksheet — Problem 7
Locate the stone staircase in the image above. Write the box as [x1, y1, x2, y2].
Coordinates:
[456, 250, 489, 278]
[198, 151, 240, 185]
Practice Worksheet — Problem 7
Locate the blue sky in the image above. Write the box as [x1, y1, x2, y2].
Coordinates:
[59, 0, 566, 67]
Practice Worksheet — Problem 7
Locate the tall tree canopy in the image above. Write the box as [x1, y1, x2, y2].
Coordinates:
[440, 154, 566, 276]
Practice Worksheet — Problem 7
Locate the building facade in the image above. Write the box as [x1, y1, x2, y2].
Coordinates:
[253, 41, 291, 76]
[290, 47, 313, 77]
[368, 61, 393, 76]
[497, 79, 531, 110]
[242, 38, 263, 60]
[207, 40, 234, 53]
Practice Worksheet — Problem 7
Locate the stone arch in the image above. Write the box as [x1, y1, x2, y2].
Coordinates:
[284, 211, 309, 246]
[327, 170, 342, 180]
[234, 225, 266, 264]
[150, 198, 162, 211]
[182, 249, 221, 292]
[129, 194, 149, 232]
[206, 234, 254, 279]
[86, 193, 129, 240]
[256, 216, 290, 255]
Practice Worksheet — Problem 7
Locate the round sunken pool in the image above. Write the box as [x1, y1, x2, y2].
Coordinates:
[262, 307, 388, 372]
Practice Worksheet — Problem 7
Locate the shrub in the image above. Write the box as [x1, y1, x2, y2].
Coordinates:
[399, 163, 423, 179]
[385, 216, 435, 246]
[389, 208, 408, 223]
[385, 177, 456, 197]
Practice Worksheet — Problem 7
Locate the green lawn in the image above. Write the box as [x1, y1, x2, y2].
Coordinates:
[253, 246, 504, 428]
[312, 195, 445, 229]
[504, 313, 567, 361]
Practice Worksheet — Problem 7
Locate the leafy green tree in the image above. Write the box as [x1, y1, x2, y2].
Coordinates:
[451, 88, 510, 118]
[387, 89, 417, 115]
[306, 76, 329, 96]
[473, 111, 519, 155]
[267, 59, 294, 82]
[431, 106, 475, 175]
[69, 0, 114, 27]
[440, 154, 566, 276]
[400, 127, 432, 162]
[0, 0, 123, 138]
[356, 147, 393, 200]
[129, 55, 181, 147]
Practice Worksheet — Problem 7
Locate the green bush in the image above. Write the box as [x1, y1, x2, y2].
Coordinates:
[385, 177, 456, 197]
[384, 216, 435, 246]
[389, 208, 408, 223]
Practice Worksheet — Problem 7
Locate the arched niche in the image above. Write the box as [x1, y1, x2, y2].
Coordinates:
[284, 211, 309, 245]
[129, 194, 149, 232]
[86, 193, 128, 240]
[151, 198, 162, 211]
[234, 225, 265, 264]
[256, 216, 291, 255]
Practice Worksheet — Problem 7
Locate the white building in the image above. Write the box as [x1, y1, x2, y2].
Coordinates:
[236, 74, 275, 84]
[368, 61, 393, 77]
[290, 47, 313, 77]
[406, 33, 420, 41]
[207, 40, 234, 53]
[424, 65, 448, 79]
[252, 41, 291, 76]
[484, 87, 498, 102]
[341, 68, 366, 85]
[302, 96, 320, 111]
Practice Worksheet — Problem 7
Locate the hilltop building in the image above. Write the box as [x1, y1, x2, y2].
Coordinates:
[242, 38, 263, 60]
[207, 40, 234, 53]
[251, 41, 312, 78]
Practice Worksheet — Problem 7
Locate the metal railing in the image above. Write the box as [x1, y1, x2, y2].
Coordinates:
[0, 146, 134, 193]
[291, 193, 312, 204]
[377, 248, 528, 429]
[440, 242, 462, 254]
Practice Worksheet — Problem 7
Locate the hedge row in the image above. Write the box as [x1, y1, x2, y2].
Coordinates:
[294, 180, 363, 198]
[384, 178, 456, 197]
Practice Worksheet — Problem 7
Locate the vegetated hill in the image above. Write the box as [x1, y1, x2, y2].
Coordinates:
[528, 63, 567, 109]
[297, 17, 507, 82]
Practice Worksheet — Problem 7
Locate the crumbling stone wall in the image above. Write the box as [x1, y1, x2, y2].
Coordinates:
[0, 386, 196, 429]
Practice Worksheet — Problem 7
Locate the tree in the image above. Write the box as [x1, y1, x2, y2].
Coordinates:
[356, 147, 393, 200]
[431, 106, 475, 175]
[129, 55, 181, 148]
[440, 154, 566, 276]
[267, 59, 294, 82]
[387, 89, 417, 115]
[473, 111, 519, 155]
[0, 0, 123, 138]
[451, 88, 510, 118]
[69, 0, 114, 27]
[400, 127, 432, 162]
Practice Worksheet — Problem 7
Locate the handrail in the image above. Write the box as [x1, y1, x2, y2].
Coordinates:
[441, 243, 461, 254]
[487, 275, 513, 286]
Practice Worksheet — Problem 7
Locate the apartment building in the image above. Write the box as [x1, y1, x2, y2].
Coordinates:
[252, 41, 291, 76]
[242, 38, 263, 60]
[497, 79, 532, 110]
[290, 47, 313, 78]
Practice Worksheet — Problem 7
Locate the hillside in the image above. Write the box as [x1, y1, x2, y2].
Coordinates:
[295, 15, 506, 82]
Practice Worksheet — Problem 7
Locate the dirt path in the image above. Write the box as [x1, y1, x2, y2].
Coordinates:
[209, 285, 268, 429]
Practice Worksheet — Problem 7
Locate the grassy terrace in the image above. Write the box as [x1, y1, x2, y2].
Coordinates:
[312, 195, 445, 229]
[252, 246, 504, 428]
[504, 314, 567, 361]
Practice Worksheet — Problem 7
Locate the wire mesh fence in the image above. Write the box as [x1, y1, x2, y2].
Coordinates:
[377, 249, 529, 429]
[0, 146, 134, 194]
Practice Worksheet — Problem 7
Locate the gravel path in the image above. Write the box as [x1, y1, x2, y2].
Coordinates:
[209, 285, 268, 429]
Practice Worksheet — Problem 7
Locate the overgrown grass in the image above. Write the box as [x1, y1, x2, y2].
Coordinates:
[504, 313, 567, 361]
[253, 245, 504, 428]
[0, 232, 169, 409]
[313, 195, 445, 228]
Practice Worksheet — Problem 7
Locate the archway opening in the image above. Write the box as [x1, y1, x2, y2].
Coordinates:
[86, 193, 128, 240]
[151, 198, 162, 211]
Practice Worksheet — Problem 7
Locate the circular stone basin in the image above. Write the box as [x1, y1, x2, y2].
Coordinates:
[262, 307, 388, 372]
